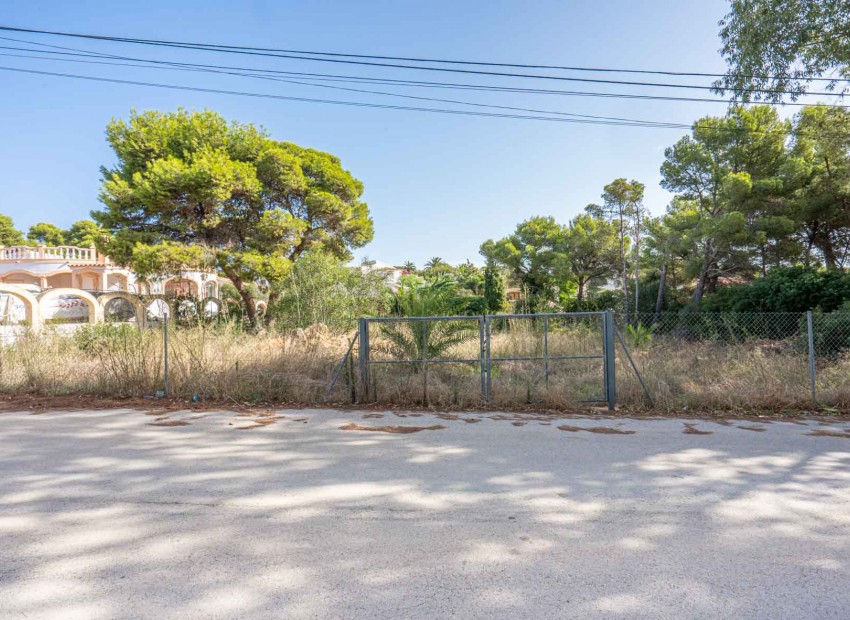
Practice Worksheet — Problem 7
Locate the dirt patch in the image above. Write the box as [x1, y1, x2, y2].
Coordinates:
[806, 429, 850, 439]
[235, 416, 284, 430]
[737, 425, 767, 432]
[557, 425, 636, 435]
[147, 420, 190, 427]
[682, 423, 713, 435]
[463, 418, 481, 424]
[362, 413, 384, 419]
[512, 421, 527, 427]
[339, 423, 446, 434]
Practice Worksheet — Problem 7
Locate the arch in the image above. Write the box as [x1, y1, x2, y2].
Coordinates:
[200, 296, 222, 319]
[142, 296, 171, 322]
[107, 272, 130, 291]
[174, 298, 199, 323]
[0, 270, 41, 287]
[37, 288, 102, 324]
[0, 284, 41, 331]
[134, 280, 151, 296]
[98, 292, 146, 327]
[204, 280, 218, 299]
[164, 277, 199, 297]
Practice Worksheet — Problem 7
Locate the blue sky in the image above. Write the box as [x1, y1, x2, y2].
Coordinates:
[0, 0, 762, 266]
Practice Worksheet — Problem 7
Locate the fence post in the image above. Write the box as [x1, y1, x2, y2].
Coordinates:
[358, 318, 370, 402]
[485, 315, 492, 401]
[543, 315, 549, 390]
[479, 317, 486, 402]
[603, 310, 617, 410]
[162, 315, 169, 397]
[422, 320, 429, 406]
[807, 310, 817, 406]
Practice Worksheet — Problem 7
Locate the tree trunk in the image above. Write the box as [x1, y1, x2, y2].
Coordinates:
[223, 269, 258, 328]
[264, 289, 281, 327]
[619, 214, 630, 325]
[816, 233, 838, 268]
[634, 209, 641, 318]
[653, 264, 666, 324]
[576, 278, 585, 302]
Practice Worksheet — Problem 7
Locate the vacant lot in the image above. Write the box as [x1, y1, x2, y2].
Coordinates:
[1, 408, 849, 619]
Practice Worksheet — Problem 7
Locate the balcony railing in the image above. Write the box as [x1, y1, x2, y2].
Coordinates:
[0, 245, 107, 263]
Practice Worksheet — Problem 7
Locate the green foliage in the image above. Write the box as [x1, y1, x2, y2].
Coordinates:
[787, 106, 850, 268]
[625, 323, 654, 349]
[561, 289, 621, 312]
[0, 213, 24, 246]
[483, 259, 506, 313]
[810, 304, 850, 358]
[716, 0, 850, 102]
[587, 178, 644, 318]
[27, 222, 65, 246]
[381, 279, 478, 363]
[660, 105, 792, 303]
[270, 252, 391, 330]
[563, 213, 620, 302]
[95, 108, 373, 327]
[480, 216, 566, 313]
[699, 267, 850, 313]
[75, 323, 144, 355]
[129, 242, 207, 278]
[391, 277, 464, 317]
[64, 219, 110, 247]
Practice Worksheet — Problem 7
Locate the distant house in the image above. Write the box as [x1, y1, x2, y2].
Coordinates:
[353, 259, 405, 290]
[0, 244, 222, 328]
[505, 287, 523, 302]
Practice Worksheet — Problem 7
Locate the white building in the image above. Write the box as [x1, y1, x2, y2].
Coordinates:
[0, 244, 222, 329]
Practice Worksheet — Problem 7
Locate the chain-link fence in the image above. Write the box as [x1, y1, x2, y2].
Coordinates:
[0, 294, 348, 404]
[2, 299, 850, 409]
[353, 313, 617, 408]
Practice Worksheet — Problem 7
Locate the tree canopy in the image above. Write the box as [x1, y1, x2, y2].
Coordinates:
[95, 109, 373, 326]
[0, 213, 25, 247]
[27, 223, 66, 246]
[716, 0, 850, 102]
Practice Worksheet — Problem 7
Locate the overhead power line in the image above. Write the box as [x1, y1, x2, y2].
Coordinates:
[0, 25, 846, 97]
[3, 64, 842, 138]
[2, 24, 848, 84]
[2, 38, 847, 111]
[0, 65, 693, 128]
[0, 46, 688, 127]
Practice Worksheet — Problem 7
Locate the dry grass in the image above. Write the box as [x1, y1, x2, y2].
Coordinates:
[2, 319, 850, 411]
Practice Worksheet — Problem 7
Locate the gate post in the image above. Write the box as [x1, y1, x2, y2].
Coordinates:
[807, 310, 816, 405]
[485, 315, 492, 401]
[479, 317, 487, 402]
[603, 310, 617, 410]
[358, 318, 370, 402]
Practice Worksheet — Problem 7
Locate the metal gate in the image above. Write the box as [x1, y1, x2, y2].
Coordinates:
[352, 311, 617, 409]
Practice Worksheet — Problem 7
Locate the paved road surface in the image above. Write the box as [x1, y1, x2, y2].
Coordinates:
[1, 408, 849, 619]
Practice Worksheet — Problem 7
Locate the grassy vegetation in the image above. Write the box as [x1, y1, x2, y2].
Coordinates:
[3, 317, 847, 411]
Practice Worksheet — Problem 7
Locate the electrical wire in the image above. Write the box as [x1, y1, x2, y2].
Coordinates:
[0, 25, 845, 97]
[2, 24, 847, 83]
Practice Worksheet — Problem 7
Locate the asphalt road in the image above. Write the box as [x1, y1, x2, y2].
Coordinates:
[1, 407, 849, 619]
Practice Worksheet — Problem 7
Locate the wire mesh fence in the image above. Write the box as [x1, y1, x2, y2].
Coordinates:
[614, 312, 815, 410]
[2, 301, 850, 410]
[355, 313, 615, 408]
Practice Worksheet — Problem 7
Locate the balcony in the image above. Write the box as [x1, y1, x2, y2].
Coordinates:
[0, 245, 108, 264]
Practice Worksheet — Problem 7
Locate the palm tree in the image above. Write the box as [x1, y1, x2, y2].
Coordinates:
[378, 278, 477, 365]
[424, 256, 445, 270]
[401, 261, 416, 272]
